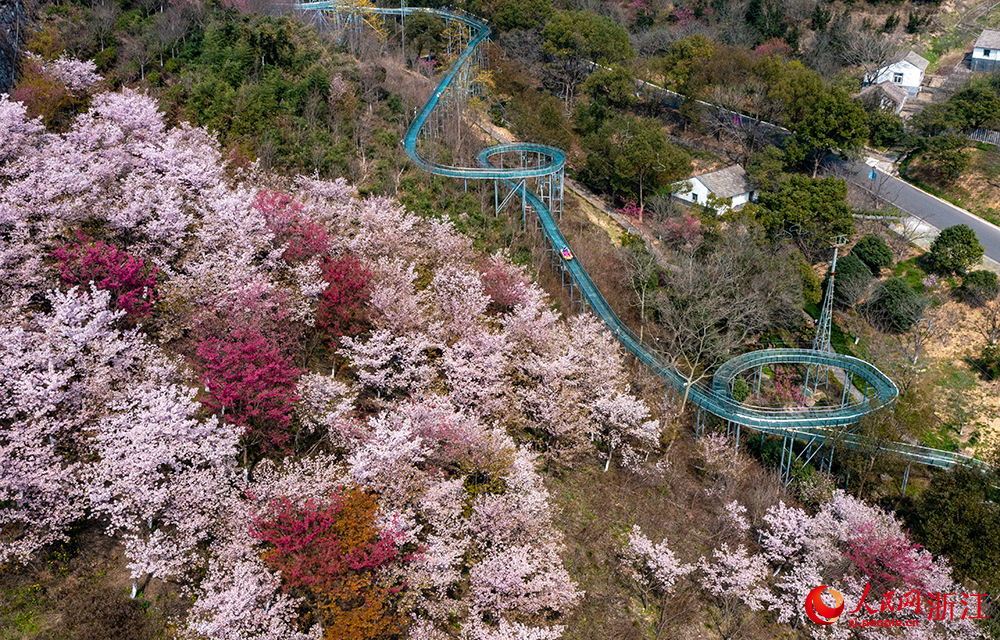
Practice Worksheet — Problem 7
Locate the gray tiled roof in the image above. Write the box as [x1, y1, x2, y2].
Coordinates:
[694, 165, 751, 199]
[975, 29, 1000, 50]
[902, 51, 930, 72]
[858, 81, 908, 104]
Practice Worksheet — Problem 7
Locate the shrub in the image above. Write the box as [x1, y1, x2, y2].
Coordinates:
[94, 47, 117, 72]
[930, 224, 984, 274]
[38, 586, 151, 640]
[960, 269, 999, 304]
[830, 253, 872, 309]
[12, 55, 71, 126]
[732, 376, 750, 402]
[981, 343, 1000, 380]
[852, 234, 893, 275]
[859, 278, 926, 332]
[51, 233, 159, 319]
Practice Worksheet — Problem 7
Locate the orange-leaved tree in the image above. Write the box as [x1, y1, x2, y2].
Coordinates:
[251, 486, 410, 640]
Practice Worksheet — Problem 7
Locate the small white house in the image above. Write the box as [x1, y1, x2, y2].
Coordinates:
[870, 51, 929, 98]
[972, 30, 1000, 72]
[674, 165, 754, 214]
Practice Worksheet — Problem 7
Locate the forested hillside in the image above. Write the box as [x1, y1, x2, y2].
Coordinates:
[3, 0, 1000, 638]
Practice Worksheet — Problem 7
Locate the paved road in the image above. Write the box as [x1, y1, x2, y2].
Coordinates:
[838, 159, 1000, 264]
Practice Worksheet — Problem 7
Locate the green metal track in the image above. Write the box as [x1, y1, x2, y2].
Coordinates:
[294, 1, 989, 471]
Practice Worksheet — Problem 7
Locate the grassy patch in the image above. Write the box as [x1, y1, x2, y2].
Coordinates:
[0, 584, 43, 639]
[892, 257, 929, 291]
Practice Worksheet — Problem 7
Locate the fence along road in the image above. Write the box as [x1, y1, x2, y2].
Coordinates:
[294, 1, 989, 471]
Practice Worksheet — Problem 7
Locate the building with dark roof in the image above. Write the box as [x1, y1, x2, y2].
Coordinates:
[972, 30, 1000, 72]
[855, 81, 908, 114]
[673, 165, 755, 214]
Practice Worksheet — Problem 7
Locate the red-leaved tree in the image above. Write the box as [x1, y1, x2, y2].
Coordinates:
[51, 233, 159, 319]
[196, 328, 299, 459]
[845, 521, 936, 592]
[317, 255, 373, 340]
[253, 189, 330, 263]
[251, 487, 409, 640]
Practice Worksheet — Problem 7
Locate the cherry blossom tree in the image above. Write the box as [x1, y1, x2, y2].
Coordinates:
[180, 554, 322, 640]
[339, 329, 437, 399]
[478, 250, 531, 314]
[0, 287, 155, 564]
[86, 382, 238, 593]
[621, 525, 694, 609]
[589, 392, 660, 471]
[253, 189, 330, 263]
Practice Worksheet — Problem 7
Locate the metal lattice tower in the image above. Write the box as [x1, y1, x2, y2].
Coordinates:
[806, 236, 847, 391]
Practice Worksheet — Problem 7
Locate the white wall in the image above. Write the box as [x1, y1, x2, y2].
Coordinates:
[974, 47, 1000, 60]
[871, 61, 923, 94]
[674, 178, 711, 206]
[674, 178, 752, 215]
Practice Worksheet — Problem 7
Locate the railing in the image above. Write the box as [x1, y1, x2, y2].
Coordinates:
[292, 1, 991, 472]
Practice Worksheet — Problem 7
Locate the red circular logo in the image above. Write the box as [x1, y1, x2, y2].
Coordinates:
[805, 586, 845, 625]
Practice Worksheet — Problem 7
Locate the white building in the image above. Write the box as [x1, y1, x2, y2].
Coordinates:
[870, 51, 929, 98]
[674, 165, 754, 214]
[972, 30, 1000, 72]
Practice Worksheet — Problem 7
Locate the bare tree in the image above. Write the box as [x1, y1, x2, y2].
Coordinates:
[834, 405, 906, 498]
[151, 6, 190, 61]
[839, 29, 903, 85]
[706, 79, 782, 168]
[123, 37, 155, 81]
[654, 229, 803, 408]
[979, 299, 1000, 346]
[891, 216, 931, 260]
[618, 243, 661, 343]
[90, 3, 119, 52]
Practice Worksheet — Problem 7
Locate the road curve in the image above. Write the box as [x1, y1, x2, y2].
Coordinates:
[841, 160, 1000, 264]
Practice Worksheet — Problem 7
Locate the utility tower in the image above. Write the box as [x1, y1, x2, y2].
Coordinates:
[805, 235, 847, 392]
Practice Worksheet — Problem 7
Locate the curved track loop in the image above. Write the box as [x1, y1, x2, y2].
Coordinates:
[295, 1, 986, 470]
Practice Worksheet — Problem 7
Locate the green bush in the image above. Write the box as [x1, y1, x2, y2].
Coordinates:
[867, 109, 904, 149]
[851, 234, 893, 275]
[981, 342, 1000, 379]
[859, 278, 927, 332]
[94, 46, 117, 72]
[146, 70, 161, 86]
[960, 269, 1000, 304]
[732, 375, 750, 402]
[830, 253, 872, 308]
[930, 224, 984, 274]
